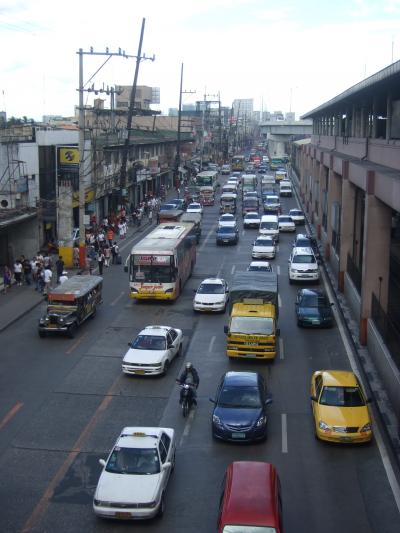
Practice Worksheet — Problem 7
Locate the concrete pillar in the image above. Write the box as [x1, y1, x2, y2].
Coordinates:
[359, 173, 392, 344]
[372, 96, 377, 138]
[57, 182, 74, 267]
[325, 169, 342, 259]
[386, 91, 392, 140]
[338, 163, 355, 291]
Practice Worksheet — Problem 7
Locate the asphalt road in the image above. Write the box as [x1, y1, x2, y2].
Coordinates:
[1, 177, 400, 533]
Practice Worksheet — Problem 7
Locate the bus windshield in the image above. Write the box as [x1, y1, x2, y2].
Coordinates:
[131, 255, 175, 283]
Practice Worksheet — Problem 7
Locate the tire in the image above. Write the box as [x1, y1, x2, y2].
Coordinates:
[289, 278, 293, 285]
[67, 324, 77, 338]
[163, 360, 170, 376]
[182, 399, 189, 418]
[177, 344, 183, 356]
[38, 330, 46, 338]
[90, 306, 97, 319]
[158, 494, 165, 517]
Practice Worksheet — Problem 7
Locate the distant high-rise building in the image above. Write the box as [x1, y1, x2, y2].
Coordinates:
[182, 103, 196, 112]
[233, 99, 254, 118]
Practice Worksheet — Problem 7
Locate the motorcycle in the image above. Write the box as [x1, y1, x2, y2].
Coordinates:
[177, 381, 196, 417]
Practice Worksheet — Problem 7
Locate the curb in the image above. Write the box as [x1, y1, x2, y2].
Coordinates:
[0, 295, 45, 333]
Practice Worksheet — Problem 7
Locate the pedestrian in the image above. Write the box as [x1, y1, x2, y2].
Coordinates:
[43, 265, 52, 295]
[14, 260, 23, 286]
[3, 266, 12, 294]
[111, 242, 119, 264]
[98, 249, 105, 275]
[106, 227, 114, 246]
[73, 245, 80, 268]
[149, 209, 153, 224]
[59, 271, 68, 284]
[23, 257, 32, 285]
[137, 209, 142, 227]
[43, 253, 51, 269]
[56, 255, 64, 283]
[118, 221, 125, 239]
[131, 210, 137, 226]
[104, 245, 111, 267]
[156, 210, 160, 224]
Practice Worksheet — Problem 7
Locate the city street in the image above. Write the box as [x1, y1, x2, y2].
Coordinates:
[0, 181, 399, 533]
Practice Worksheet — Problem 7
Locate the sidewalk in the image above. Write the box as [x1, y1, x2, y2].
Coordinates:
[290, 168, 400, 464]
[0, 213, 156, 333]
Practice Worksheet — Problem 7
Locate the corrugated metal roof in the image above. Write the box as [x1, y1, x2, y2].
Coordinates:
[302, 59, 400, 119]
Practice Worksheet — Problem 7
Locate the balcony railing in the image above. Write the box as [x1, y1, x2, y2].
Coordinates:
[371, 293, 400, 369]
[346, 253, 362, 294]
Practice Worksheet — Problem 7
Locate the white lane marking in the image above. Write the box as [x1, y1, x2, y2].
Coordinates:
[277, 245, 280, 252]
[281, 413, 288, 453]
[216, 257, 226, 278]
[110, 291, 125, 307]
[277, 265, 281, 275]
[179, 408, 196, 447]
[231, 265, 236, 275]
[278, 294, 282, 308]
[279, 337, 284, 359]
[320, 267, 400, 512]
[241, 229, 245, 236]
[208, 335, 216, 353]
[199, 222, 217, 252]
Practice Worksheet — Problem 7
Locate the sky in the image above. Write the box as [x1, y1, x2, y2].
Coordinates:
[1, 0, 400, 121]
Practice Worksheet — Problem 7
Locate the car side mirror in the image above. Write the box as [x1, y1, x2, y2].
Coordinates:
[330, 302, 334, 306]
[310, 395, 317, 402]
[366, 397, 373, 404]
[265, 397, 273, 406]
[193, 289, 197, 294]
[223, 325, 228, 334]
[99, 459, 106, 467]
[162, 462, 172, 470]
[168, 343, 173, 349]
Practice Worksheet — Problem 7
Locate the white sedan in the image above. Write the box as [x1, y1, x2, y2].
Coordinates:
[122, 325, 183, 376]
[252, 236, 276, 259]
[247, 261, 273, 272]
[193, 278, 229, 312]
[278, 215, 296, 232]
[289, 208, 305, 225]
[186, 202, 203, 215]
[93, 427, 176, 520]
[243, 211, 261, 228]
[218, 214, 237, 228]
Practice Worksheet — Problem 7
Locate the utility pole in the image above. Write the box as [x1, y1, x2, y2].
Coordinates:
[174, 64, 195, 189]
[120, 18, 155, 207]
[76, 45, 138, 269]
[218, 91, 222, 164]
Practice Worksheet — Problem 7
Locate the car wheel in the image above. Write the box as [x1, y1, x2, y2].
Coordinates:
[177, 344, 183, 356]
[289, 278, 293, 285]
[297, 319, 302, 327]
[67, 324, 77, 338]
[38, 330, 46, 338]
[90, 306, 97, 318]
[163, 360, 170, 376]
[158, 494, 165, 517]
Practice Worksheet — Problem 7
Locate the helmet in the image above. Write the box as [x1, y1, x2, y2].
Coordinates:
[185, 362, 192, 369]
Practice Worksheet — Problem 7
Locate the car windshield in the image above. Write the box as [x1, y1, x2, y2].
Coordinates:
[295, 239, 311, 247]
[230, 316, 274, 335]
[198, 283, 224, 294]
[131, 335, 166, 350]
[293, 254, 316, 264]
[260, 221, 278, 230]
[218, 227, 235, 234]
[300, 295, 328, 307]
[255, 238, 274, 246]
[291, 210, 303, 216]
[280, 217, 292, 223]
[218, 385, 262, 408]
[160, 204, 175, 211]
[319, 386, 365, 407]
[246, 214, 259, 219]
[106, 447, 160, 475]
[248, 265, 272, 272]
[220, 215, 234, 221]
[188, 204, 200, 209]
[267, 197, 279, 203]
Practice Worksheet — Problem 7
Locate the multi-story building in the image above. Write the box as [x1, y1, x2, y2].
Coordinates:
[115, 85, 160, 111]
[232, 98, 253, 118]
[297, 60, 400, 414]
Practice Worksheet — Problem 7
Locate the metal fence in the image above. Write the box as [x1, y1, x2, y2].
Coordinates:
[346, 253, 362, 293]
[371, 292, 400, 369]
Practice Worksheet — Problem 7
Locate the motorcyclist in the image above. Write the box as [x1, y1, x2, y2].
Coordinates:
[177, 362, 199, 405]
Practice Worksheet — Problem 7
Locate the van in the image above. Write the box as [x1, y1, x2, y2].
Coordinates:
[260, 214, 279, 241]
[279, 180, 293, 197]
[218, 461, 283, 533]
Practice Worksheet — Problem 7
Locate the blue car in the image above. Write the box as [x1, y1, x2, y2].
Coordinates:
[295, 288, 334, 327]
[216, 226, 239, 245]
[210, 371, 272, 442]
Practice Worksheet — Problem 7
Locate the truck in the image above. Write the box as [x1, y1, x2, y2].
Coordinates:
[224, 271, 279, 360]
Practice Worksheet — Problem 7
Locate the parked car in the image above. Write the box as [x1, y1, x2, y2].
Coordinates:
[93, 427, 176, 519]
[122, 325, 183, 376]
[193, 278, 229, 313]
[295, 288, 334, 327]
[310, 370, 372, 443]
[210, 371, 272, 442]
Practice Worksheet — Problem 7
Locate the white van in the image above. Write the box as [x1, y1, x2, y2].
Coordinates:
[259, 214, 279, 242]
[279, 180, 293, 197]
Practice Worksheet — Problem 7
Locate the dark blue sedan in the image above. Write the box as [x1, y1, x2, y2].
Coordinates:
[216, 226, 239, 245]
[295, 288, 334, 327]
[210, 372, 272, 442]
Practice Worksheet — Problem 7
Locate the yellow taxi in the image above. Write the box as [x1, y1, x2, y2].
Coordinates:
[310, 370, 372, 444]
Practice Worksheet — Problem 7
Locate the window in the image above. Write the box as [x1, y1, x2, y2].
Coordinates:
[104, 151, 111, 166]
[169, 329, 177, 341]
[159, 433, 171, 463]
[315, 375, 323, 398]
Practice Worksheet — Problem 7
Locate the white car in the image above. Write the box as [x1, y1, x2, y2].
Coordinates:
[122, 325, 183, 376]
[193, 278, 229, 312]
[218, 213, 237, 228]
[289, 209, 305, 225]
[288, 246, 319, 283]
[243, 212, 261, 228]
[93, 427, 176, 520]
[247, 261, 273, 272]
[221, 164, 231, 175]
[278, 215, 296, 232]
[252, 236, 276, 259]
[186, 202, 203, 215]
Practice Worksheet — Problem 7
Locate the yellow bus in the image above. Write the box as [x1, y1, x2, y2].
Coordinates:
[126, 222, 196, 301]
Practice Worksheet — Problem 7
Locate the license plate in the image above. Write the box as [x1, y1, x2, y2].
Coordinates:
[134, 370, 145, 375]
[115, 512, 131, 519]
[311, 320, 320, 324]
[340, 436, 353, 442]
[244, 342, 257, 346]
[223, 240, 229, 243]
[232, 432, 246, 439]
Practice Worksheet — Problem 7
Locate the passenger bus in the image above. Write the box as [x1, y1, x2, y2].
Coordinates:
[231, 155, 245, 172]
[196, 171, 219, 191]
[126, 222, 196, 301]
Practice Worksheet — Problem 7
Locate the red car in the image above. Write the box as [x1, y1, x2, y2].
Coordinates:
[218, 461, 283, 533]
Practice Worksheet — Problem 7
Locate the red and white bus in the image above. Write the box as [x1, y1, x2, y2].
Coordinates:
[126, 222, 196, 301]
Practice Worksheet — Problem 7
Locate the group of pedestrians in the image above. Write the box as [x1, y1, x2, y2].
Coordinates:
[2, 253, 63, 295]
